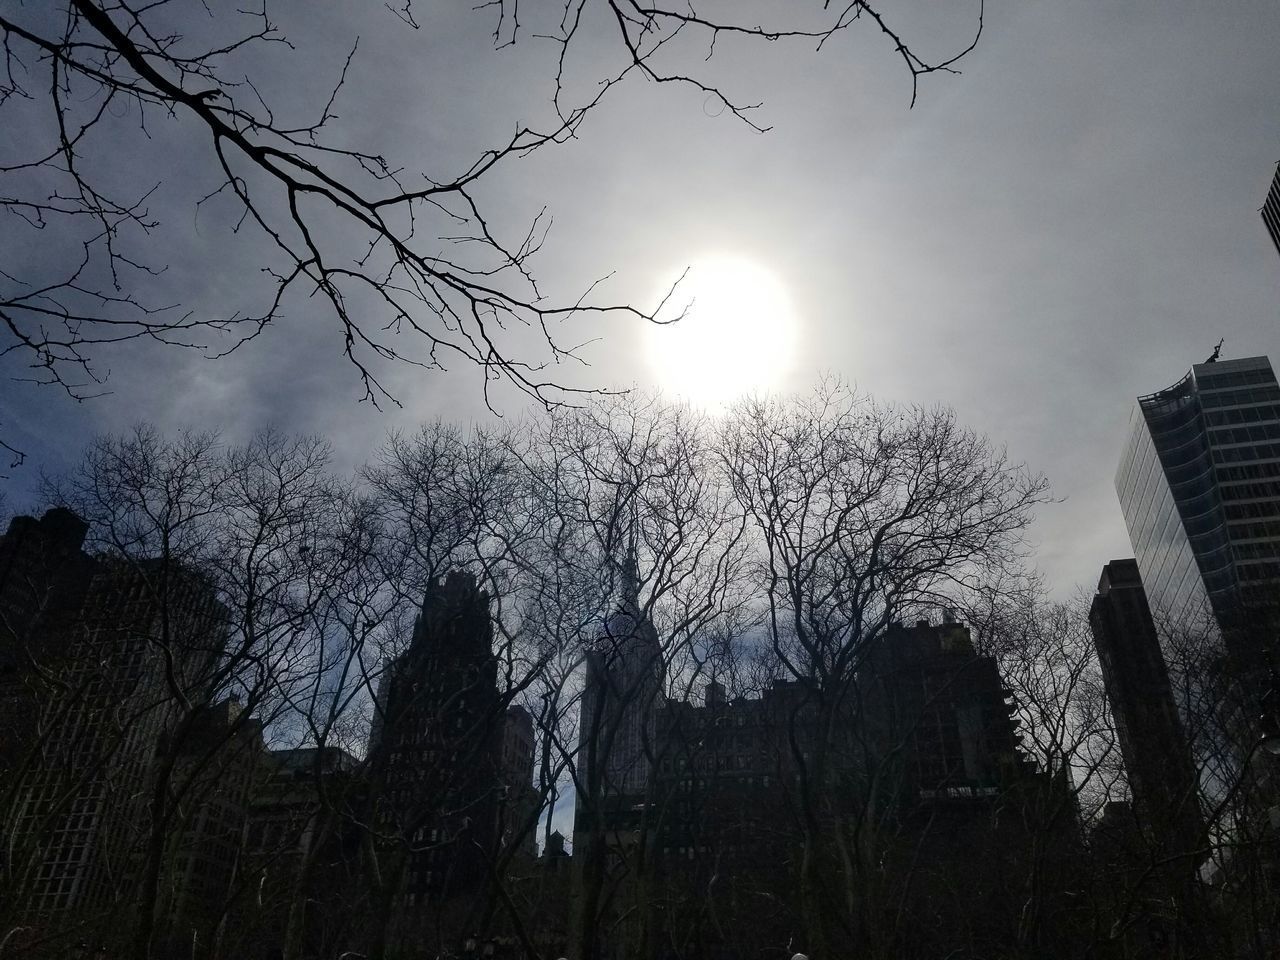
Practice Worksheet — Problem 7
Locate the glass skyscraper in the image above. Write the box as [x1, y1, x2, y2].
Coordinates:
[1115, 354, 1280, 633]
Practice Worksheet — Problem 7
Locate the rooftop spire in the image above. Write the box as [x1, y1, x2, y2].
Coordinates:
[622, 528, 639, 611]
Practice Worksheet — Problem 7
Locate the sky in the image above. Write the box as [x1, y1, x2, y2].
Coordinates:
[3, 0, 1280, 603]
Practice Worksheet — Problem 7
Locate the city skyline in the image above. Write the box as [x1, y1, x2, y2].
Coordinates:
[0, 500, 1088, 959]
[3, 377, 1278, 957]
[4, 3, 1280, 956]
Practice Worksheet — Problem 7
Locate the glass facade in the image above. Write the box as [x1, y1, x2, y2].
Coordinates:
[1264, 163, 1280, 260]
[1115, 356, 1280, 631]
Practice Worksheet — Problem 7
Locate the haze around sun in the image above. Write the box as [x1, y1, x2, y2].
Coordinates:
[644, 254, 799, 409]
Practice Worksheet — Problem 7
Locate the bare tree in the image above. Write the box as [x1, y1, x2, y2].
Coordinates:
[715, 379, 1049, 958]
[4, 383, 1080, 960]
[1152, 603, 1280, 959]
[0, 0, 983, 420]
[495, 394, 749, 960]
[969, 591, 1125, 955]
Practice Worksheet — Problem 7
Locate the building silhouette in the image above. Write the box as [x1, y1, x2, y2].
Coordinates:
[234, 746, 367, 960]
[577, 554, 665, 807]
[0, 509, 95, 788]
[575, 603, 1078, 959]
[1088, 559, 1210, 956]
[857, 617, 1031, 802]
[849, 618, 1080, 959]
[1088, 560, 1202, 855]
[571, 553, 666, 960]
[368, 571, 534, 954]
[651, 674, 818, 958]
[158, 698, 266, 958]
[501, 703, 539, 860]
[0, 511, 229, 952]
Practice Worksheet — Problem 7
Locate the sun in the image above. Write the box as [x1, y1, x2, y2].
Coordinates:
[643, 254, 798, 409]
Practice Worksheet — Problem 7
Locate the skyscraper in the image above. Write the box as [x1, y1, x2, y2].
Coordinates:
[571, 554, 664, 960]
[159, 698, 265, 956]
[0, 509, 95, 786]
[370, 573, 500, 894]
[367, 571, 535, 954]
[1087, 560, 1202, 859]
[4, 546, 226, 925]
[1088, 559, 1210, 960]
[1115, 353, 1280, 633]
[576, 554, 664, 807]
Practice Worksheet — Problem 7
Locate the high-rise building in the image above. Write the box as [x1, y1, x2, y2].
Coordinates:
[857, 617, 1031, 801]
[1088, 559, 1202, 855]
[650, 674, 817, 956]
[1114, 354, 1280, 912]
[576, 555, 664, 809]
[159, 698, 266, 956]
[4, 546, 226, 928]
[1088, 560, 1211, 958]
[0, 509, 95, 785]
[500, 704, 539, 860]
[1115, 353, 1280, 633]
[369, 571, 530, 953]
[1263, 162, 1280, 258]
[571, 555, 665, 960]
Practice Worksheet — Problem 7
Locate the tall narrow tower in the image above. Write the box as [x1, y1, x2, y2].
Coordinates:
[1088, 560, 1202, 860]
[577, 553, 664, 805]
[571, 552, 665, 960]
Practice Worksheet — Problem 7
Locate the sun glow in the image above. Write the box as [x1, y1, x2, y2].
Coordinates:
[644, 254, 798, 409]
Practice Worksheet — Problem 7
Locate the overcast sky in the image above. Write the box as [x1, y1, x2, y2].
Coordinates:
[3, 0, 1280, 602]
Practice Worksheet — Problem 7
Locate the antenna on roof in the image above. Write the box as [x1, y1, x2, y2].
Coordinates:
[1205, 338, 1225, 363]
